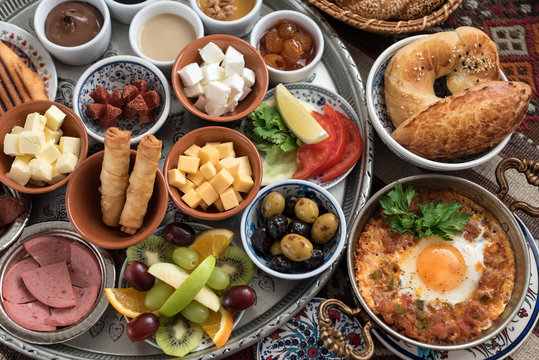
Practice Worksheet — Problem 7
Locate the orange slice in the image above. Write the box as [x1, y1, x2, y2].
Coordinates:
[191, 229, 233, 260]
[202, 306, 234, 348]
[104, 288, 150, 318]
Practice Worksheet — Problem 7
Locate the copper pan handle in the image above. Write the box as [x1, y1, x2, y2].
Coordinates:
[495, 157, 539, 216]
[318, 299, 375, 360]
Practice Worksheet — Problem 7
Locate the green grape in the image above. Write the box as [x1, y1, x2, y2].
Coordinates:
[206, 267, 230, 290]
[180, 301, 209, 323]
[144, 282, 175, 311]
[172, 247, 199, 270]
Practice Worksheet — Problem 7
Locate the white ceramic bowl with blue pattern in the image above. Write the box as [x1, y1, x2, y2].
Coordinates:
[73, 55, 171, 144]
[366, 35, 510, 171]
[241, 179, 346, 280]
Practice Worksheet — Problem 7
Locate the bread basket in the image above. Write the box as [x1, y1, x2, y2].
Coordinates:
[305, 0, 464, 35]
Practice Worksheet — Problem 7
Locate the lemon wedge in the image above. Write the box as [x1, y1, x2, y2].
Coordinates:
[274, 84, 328, 144]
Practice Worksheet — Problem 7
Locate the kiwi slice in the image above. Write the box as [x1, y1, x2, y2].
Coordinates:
[216, 246, 254, 287]
[126, 235, 175, 266]
[156, 314, 203, 357]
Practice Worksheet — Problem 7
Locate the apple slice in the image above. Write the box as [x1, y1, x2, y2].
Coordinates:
[152, 256, 216, 317]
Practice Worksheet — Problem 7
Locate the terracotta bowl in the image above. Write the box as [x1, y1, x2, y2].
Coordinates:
[171, 34, 269, 122]
[65, 150, 168, 249]
[164, 126, 262, 220]
[0, 100, 89, 194]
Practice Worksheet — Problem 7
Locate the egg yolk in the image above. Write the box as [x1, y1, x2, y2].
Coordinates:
[416, 243, 466, 291]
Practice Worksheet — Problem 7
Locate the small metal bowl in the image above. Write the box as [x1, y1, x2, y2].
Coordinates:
[0, 184, 31, 251]
[0, 221, 115, 344]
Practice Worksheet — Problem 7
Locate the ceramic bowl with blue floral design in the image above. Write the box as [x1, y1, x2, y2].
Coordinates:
[366, 35, 510, 171]
[73, 55, 171, 144]
[241, 179, 346, 280]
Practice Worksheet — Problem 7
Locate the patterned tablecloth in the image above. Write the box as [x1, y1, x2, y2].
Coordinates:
[1, 0, 538, 359]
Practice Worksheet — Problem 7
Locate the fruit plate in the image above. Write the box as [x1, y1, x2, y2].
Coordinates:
[0, 0, 373, 359]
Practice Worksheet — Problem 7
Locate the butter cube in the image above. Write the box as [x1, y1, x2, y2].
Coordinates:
[195, 181, 219, 206]
[184, 144, 201, 157]
[242, 68, 256, 87]
[177, 155, 200, 174]
[187, 171, 205, 186]
[206, 81, 231, 106]
[4, 133, 19, 156]
[198, 145, 219, 165]
[59, 136, 80, 157]
[223, 73, 244, 98]
[36, 143, 61, 164]
[178, 63, 203, 87]
[233, 173, 254, 193]
[178, 179, 196, 194]
[202, 63, 225, 83]
[168, 169, 186, 189]
[194, 95, 207, 111]
[219, 156, 240, 176]
[44, 105, 66, 131]
[19, 131, 44, 154]
[10, 126, 24, 135]
[199, 42, 225, 64]
[237, 156, 252, 175]
[184, 83, 204, 98]
[223, 46, 244, 76]
[48, 164, 67, 185]
[44, 126, 63, 144]
[220, 188, 239, 210]
[213, 197, 225, 212]
[209, 168, 234, 194]
[182, 188, 201, 208]
[24, 113, 46, 132]
[199, 161, 217, 180]
[55, 152, 78, 173]
[7, 157, 31, 185]
[216, 142, 235, 159]
[29, 158, 53, 182]
[28, 178, 48, 186]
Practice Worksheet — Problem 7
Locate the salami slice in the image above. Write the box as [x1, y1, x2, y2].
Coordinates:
[3, 300, 56, 331]
[69, 243, 101, 288]
[22, 261, 76, 308]
[46, 285, 98, 326]
[24, 236, 71, 267]
[2, 257, 38, 304]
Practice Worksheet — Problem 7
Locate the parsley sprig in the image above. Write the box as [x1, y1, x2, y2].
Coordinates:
[379, 181, 472, 241]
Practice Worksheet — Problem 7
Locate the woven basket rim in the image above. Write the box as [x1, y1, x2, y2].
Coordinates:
[306, 0, 465, 34]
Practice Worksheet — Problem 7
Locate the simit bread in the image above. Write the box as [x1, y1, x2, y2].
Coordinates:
[335, 0, 445, 20]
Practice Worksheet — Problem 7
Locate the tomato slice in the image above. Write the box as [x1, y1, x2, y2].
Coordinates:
[321, 109, 362, 183]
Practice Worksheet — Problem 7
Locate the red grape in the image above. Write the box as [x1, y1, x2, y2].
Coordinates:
[221, 285, 256, 312]
[127, 313, 159, 341]
[163, 222, 196, 246]
[124, 260, 155, 291]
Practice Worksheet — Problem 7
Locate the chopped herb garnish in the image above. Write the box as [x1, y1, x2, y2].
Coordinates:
[369, 269, 383, 280]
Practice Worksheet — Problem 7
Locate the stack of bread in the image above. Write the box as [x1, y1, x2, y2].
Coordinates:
[384, 26, 532, 160]
[335, 0, 445, 20]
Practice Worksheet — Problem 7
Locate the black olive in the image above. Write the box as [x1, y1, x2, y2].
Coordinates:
[287, 219, 311, 238]
[269, 255, 293, 273]
[251, 226, 272, 256]
[283, 195, 299, 218]
[302, 249, 324, 271]
[267, 215, 289, 240]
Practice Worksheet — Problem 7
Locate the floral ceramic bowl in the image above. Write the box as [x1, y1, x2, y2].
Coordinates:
[72, 55, 171, 144]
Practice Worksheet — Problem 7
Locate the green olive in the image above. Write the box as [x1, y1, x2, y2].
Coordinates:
[311, 213, 339, 244]
[270, 241, 282, 256]
[294, 198, 319, 223]
[280, 234, 313, 262]
[261, 192, 285, 218]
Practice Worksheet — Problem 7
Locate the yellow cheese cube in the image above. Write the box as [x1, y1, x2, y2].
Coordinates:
[219, 156, 240, 176]
[217, 142, 235, 159]
[187, 171, 205, 186]
[19, 131, 44, 154]
[59, 136, 80, 157]
[55, 153, 78, 173]
[209, 168, 234, 194]
[205, 142, 220, 148]
[198, 199, 209, 211]
[237, 156, 252, 175]
[7, 157, 31, 185]
[36, 143, 61, 164]
[29, 158, 53, 182]
[44, 105, 66, 131]
[213, 197, 225, 212]
[182, 188, 201, 208]
[177, 155, 200, 174]
[43, 126, 63, 144]
[198, 144, 219, 165]
[24, 113, 47, 132]
[184, 144, 201, 157]
[178, 179, 196, 194]
[199, 161, 217, 180]
[168, 169, 186, 189]
[220, 188, 240, 210]
[227, 186, 243, 203]
[195, 182, 219, 206]
[4, 133, 20, 156]
[10, 126, 24, 135]
[233, 173, 254, 193]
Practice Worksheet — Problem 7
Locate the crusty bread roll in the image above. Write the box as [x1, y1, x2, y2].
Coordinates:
[391, 81, 531, 159]
[335, 0, 445, 20]
[385, 27, 500, 127]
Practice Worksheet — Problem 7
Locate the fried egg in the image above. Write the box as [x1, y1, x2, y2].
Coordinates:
[398, 235, 487, 304]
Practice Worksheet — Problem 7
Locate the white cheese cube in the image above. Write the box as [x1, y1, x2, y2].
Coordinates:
[19, 131, 44, 155]
[242, 68, 256, 87]
[202, 63, 225, 83]
[223, 46, 244, 76]
[24, 112, 46, 132]
[178, 63, 203, 87]
[48, 165, 67, 185]
[7, 157, 31, 185]
[199, 42, 225, 64]
[36, 143, 62, 164]
[44, 105, 66, 131]
[226, 98, 238, 112]
[184, 83, 204, 98]
[4, 133, 20, 156]
[43, 126, 63, 144]
[10, 126, 24, 135]
[238, 85, 252, 101]
[28, 158, 53, 182]
[55, 153, 78, 173]
[223, 73, 244, 98]
[59, 136, 80, 157]
[205, 102, 229, 117]
[194, 95, 207, 110]
[206, 81, 231, 106]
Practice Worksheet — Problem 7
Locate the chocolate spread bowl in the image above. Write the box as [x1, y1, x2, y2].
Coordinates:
[317, 168, 537, 357]
[0, 221, 115, 344]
